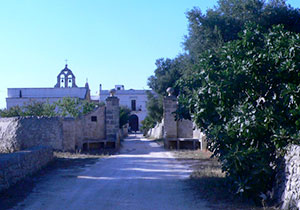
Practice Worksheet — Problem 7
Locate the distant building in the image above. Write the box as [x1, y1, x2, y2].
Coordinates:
[6, 65, 90, 109]
[95, 85, 151, 131]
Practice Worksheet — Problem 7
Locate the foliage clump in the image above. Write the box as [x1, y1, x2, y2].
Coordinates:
[180, 23, 300, 198]
[119, 106, 131, 128]
[141, 91, 163, 132]
[0, 98, 101, 118]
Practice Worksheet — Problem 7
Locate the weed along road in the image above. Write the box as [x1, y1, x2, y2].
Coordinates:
[13, 134, 210, 210]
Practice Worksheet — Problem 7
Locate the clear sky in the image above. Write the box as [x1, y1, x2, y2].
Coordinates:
[0, 0, 299, 109]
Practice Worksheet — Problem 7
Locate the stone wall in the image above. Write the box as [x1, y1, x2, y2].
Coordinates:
[0, 105, 108, 153]
[0, 118, 20, 153]
[275, 145, 300, 210]
[146, 121, 164, 139]
[0, 146, 53, 192]
[62, 118, 79, 151]
[193, 126, 207, 150]
[0, 117, 63, 153]
[81, 106, 106, 140]
[18, 117, 63, 150]
[177, 119, 193, 138]
[162, 94, 207, 149]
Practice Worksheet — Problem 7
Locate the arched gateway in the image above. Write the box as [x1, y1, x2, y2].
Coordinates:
[129, 114, 139, 132]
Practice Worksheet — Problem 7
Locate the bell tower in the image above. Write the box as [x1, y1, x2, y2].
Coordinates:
[54, 64, 78, 88]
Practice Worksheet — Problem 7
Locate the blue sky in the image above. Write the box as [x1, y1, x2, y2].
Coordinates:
[0, 0, 299, 109]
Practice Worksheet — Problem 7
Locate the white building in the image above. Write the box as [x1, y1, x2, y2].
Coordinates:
[6, 65, 152, 131]
[6, 65, 90, 109]
[96, 85, 151, 131]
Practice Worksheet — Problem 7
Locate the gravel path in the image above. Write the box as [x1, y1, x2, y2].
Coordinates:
[13, 134, 210, 210]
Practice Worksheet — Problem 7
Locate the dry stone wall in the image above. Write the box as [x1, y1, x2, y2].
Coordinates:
[0, 146, 53, 192]
[276, 145, 300, 210]
[18, 117, 63, 151]
[147, 121, 164, 139]
[0, 117, 63, 153]
[177, 119, 193, 138]
[82, 106, 105, 140]
[0, 105, 109, 153]
[0, 118, 20, 153]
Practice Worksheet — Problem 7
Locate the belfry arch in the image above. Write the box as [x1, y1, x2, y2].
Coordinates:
[55, 64, 78, 88]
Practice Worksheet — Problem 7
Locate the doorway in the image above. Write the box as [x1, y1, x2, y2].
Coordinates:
[129, 114, 139, 132]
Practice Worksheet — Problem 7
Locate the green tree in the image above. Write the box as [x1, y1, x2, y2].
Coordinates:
[141, 91, 163, 132]
[119, 106, 131, 128]
[184, 0, 300, 60]
[0, 98, 100, 118]
[180, 23, 300, 199]
[82, 100, 100, 115]
[147, 56, 186, 96]
[23, 101, 57, 117]
[55, 97, 82, 118]
[0, 106, 24, 117]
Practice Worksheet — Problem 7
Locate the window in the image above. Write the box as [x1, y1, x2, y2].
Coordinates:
[131, 100, 136, 111]
[91, 116, 97, 122]
[19, 90, 22, 98]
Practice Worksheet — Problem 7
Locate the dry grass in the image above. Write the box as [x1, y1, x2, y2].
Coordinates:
[173, 149, 278, 210]
[54, 151, 111, 159]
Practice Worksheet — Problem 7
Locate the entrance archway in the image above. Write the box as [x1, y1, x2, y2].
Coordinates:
[129, 114, 139, 132]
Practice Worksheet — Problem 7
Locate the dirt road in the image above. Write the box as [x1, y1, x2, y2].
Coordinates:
[13, 134, 209, 210]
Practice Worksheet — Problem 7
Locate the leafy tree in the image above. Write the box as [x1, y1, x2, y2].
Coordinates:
[0, 106, 24, 117]
[183, 0, 300, 60]
[141, 91, 163, 131]
[119, 106, 131, 128]
[82, 100, 100, 115]
[42, 102, 58, 117]
[23, 101, 57, 117]
[145, 0, 300, 201]
[55, 97, 82, 118]
[0, 98, 100, 118]
[180, 23, 300, 199]
[147, 56, 186, 96]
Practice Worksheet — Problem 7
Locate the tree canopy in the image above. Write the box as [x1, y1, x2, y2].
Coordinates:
[146, 0, 300, 200]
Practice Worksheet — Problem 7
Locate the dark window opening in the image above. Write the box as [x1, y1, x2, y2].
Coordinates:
[91, 116, 97, 122]
[19, 90, 22, 98]
[131, 100, 136, 111]
[117, 87, 121, 90]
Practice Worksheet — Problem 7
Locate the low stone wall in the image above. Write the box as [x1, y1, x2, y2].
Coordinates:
[0, 117, 20, 153]
[0, 105, 108, 153]
[193, 126, 207, 150]
[276, 145, 300, 210]
[0, 146, 53, 192]
[0, 117, 63, 153]
[147, 121, 164, 139]
[81, 106, 106, 141]
[177, 119, 193, 138]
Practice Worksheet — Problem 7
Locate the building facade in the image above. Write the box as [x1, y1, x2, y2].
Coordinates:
[97, 85, 150, 131]
[6, 65, 152, 131]
[6, 65, 90, 109]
